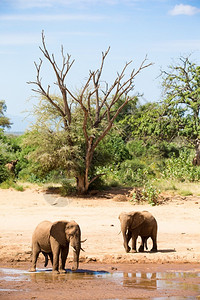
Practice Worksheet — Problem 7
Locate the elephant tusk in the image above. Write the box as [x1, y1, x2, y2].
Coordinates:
[81, 239, 87, 243]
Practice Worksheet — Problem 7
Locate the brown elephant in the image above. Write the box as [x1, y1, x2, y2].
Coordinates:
[30, 220, 82, 274]
[5, 159, 18, 174]
[119, 211, 157, 253]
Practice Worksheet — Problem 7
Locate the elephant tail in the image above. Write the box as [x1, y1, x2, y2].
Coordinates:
[42, 252, 49, 267]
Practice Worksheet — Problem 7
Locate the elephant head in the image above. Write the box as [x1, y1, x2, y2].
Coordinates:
[119, 211, 145, 233]
[50, 220, 81, 271]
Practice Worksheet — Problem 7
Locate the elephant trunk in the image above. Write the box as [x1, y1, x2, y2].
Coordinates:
[71, 244, 80, 271]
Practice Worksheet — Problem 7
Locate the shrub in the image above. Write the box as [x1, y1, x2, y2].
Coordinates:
[118, 159, 155, 186]
[142, 182, 160, 206]
[0, 154, 9, 183]
[60, 180, 76, 196]
[162, 149, 200, 182]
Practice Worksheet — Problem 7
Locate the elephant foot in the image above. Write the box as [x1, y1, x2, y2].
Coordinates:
[150, 247, 157, 252]
[130, 249, 137, 253]
[29, 267, 36, 272]
[59, 269, 66, 274]
[125, 245, 131, 253]
[138, 246, 144, 252]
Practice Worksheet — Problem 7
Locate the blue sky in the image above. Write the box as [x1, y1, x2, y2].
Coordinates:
[0, 0, 200, 131]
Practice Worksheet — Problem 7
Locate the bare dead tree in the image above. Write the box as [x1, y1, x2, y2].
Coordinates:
[28, 32, 152, 194]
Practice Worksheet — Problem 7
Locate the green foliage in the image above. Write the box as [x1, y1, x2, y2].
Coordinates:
[0, 153, 9, 183]
[0, 100, 11, 130]
[161, 149, 200, 182]
[0, 131, 22, 183]
[60, 180, 76, 196]
[157, 141, 180, 158]
[179, 190, 193, 196]
[101, 133, 130, 164]
[0, 179, 24, 191]
[118, 159, 155, 186]
[141, 182, 160, 206]
[161, 56, 200, 143]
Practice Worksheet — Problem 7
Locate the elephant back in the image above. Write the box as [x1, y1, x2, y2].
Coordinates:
[32, 220, 52, 252]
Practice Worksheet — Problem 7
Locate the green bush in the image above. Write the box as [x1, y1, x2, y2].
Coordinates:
[60, 180, 76, 196]
[162, 149, 200, 182]
[0, 154, 9, 183]
[157, 141, 180, 158]
[117, 159, 155, 186]
[142, 182, 160, 206]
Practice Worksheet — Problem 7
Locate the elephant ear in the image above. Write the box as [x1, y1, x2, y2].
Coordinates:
[118, 212, 126, 221]
[50, 221, 68, 247]
[129, 212, 145, 230]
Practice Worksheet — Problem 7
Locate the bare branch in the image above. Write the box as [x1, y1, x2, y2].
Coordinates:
[28, 34, 152, 193]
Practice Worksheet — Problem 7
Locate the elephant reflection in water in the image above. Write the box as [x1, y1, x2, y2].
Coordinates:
[122, 272, 157, 289]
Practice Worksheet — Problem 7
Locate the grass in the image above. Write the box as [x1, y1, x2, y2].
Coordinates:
[154, 179, 200, 196]
[0, 180, 24, 191]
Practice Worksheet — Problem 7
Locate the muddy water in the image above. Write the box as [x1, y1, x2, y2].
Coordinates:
[0, 267, 200, 299]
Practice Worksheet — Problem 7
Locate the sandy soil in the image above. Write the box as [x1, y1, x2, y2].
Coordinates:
[0, 187, 200, 299]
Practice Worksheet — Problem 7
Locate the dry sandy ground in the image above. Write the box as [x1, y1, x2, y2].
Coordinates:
[1, 187, 200, 264]
[1, 187, 200, 299]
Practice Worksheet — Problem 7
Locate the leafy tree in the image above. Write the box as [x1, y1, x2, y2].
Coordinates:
[0, 100, 11, 130]
[118, 56, 200, 149]
[161, 56, 200, 142]
[26, 32, 152, 194]
[116, 101, 180, 144]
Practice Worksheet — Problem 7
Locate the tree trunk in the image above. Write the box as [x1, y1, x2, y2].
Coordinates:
[75, 144, 93, 194]
[193, 139, 200, 166]
[76, 175, 89, 195]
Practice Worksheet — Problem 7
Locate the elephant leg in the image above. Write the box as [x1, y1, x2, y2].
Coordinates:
[124, 230, 131, 253]
[150, 231, 157, 252]
[127, 230, 132, 244]
[151, 239, 157, 252]
[30, 244, 40, 272]
[49, 252, 53, 266]
[59, 246, 69, 273]
[131, 233, 138, 253]
[51, 244, 60, 273]
[138, 237, 146, 252]
[122, 230, 131, 253]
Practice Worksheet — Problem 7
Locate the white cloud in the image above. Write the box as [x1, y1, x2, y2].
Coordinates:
[0, 13, 108, 22]
[169, 4, 200, 16]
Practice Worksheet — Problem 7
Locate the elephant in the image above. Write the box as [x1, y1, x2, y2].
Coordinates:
[5, 159, 18, 174]
[118, 211, 157, 253]
[30, 220, 82, 274]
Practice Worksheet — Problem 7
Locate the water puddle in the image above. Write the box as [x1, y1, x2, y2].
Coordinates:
[0, 268, 200, 298]
[119, 271, 200, 291]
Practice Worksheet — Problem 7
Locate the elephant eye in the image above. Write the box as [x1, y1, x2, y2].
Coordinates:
[67, 225, 73, 229]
